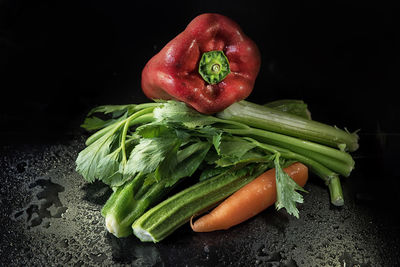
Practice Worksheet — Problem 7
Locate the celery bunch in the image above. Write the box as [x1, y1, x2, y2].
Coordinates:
[75, 99, 358, 240]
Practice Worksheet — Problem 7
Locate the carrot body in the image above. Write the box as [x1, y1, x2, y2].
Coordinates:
[191, 162, 308, 232]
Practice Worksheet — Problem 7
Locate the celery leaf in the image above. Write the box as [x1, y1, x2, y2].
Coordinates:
[124, 137, 181, 178]
[153, 101, 217, 128]
[75, 124, 120, 182]
[274, 155, 307, 218]
[165, 141, 211, 187]
[87, 104, 137, 117]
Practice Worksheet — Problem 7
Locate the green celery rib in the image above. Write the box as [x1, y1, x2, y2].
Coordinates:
[101, 139, 210, 238]
[132, 164, 268, 242]
[85, 110, 155, 146]
[101, 175, 171, 238]
[132, 102, 162, 111]
[246, 138, 344, 206]
[279, 148, 345, 206]
[264, 99, 311, 120]
[128, 112, 155, 127]
[225, 127, 354, 177]
[245, 138, 335, 183]
[329, 176, 344, 206]
[85, 120, 123, 146]
[217, 100, 359, 152]
[101, 173, 146, 237]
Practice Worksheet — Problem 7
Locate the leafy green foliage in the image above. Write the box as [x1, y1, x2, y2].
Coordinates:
[125, 137, 181, 178]
[81, 116, 112, 131]
[76, 108, 149, 186]
[165, 141, 211, 187]
[87, 104, 138, 117]
[76, 99, 352, 226]
[212, 132, 222, 154]
[81, 105, 134, 131]
[214, 136, 257, 166]
[76, 102, 225, 189]
[153, 100, 217, 128]
[274, 154, 307, 218]
[76, 123, 122, 182]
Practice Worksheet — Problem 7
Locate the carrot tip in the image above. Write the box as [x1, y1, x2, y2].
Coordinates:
[190, 215, 195, 230]
[190, 215, 202, 232]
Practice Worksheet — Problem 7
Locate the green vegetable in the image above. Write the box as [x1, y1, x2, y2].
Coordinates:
[102, 173, 147, 237]
[132, 164, 268, 242]
[242, 137, 344, 206]
[153, 101, 352, 206]
[75, 98, 358, 240]
[76, 105, 160, 185]
[223, 127, 355, 177]
[217, 100, 359, 152]
[264, 99, 311, 120]
[198, 50, 231, 84]
[273, 154, 307, 217]
[100, 138, 212, 237]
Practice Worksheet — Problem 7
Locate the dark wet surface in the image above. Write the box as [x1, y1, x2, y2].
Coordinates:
[0, 133, 399, 266]
[2, 2, 399, 266]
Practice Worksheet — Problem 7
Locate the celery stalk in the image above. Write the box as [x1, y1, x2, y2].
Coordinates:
[224, 127, 354, 177]
[101, 174, 172, 238]
[217, 100, 359, 152]
[245, 138, 344, 206]
[132, 164, 267, 242]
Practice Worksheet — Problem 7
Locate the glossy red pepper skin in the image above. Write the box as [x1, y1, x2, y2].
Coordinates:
[141, 13, 261, 114]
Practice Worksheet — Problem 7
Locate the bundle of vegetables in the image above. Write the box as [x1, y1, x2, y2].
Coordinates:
[76, 99, 358, 241]
[75, 13, 359, 242]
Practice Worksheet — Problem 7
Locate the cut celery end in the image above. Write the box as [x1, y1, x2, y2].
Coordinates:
[105, 214, 133, 238]
[132, 226, 156, 242]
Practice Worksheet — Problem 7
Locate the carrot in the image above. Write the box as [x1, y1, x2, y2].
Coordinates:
[191, 162, 308, 232]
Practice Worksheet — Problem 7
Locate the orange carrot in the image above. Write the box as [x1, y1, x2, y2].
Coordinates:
[191, 162, 308, 232]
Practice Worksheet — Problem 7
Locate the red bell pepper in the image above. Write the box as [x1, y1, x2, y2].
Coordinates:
[141, 13, 261, 114]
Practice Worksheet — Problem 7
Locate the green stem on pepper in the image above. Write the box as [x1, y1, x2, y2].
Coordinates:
[198, 50, 231, 84]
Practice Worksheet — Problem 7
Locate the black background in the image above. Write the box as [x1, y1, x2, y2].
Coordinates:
[1, 1, 400, 264]
[2, 1, 400, 194]
[1, 1, 399, 140]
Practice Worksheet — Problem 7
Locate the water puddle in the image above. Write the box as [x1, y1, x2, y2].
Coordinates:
[12, 177, 68, 229]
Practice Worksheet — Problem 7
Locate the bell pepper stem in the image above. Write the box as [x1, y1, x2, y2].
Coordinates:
[198, 50, 231, 84]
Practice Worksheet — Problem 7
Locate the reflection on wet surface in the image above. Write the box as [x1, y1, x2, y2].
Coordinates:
[0, 136, 399, 266]
[13, 178, 67, 228]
